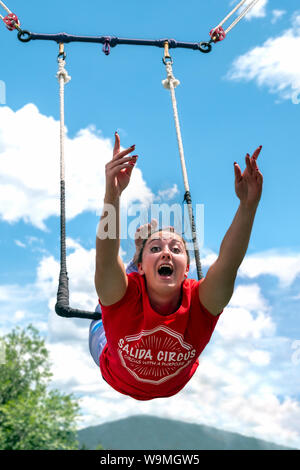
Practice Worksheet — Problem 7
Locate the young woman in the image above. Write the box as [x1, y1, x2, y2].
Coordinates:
[91, 132, 263, 400]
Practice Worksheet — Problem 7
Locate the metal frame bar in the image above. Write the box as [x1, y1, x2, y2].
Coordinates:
[17, 31, 212, 52]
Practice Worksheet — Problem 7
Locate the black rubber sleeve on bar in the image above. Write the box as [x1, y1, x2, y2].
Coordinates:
[184, 190, 203, 281]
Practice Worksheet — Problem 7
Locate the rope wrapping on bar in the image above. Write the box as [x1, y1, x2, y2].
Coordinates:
[184, 191, 203, 280]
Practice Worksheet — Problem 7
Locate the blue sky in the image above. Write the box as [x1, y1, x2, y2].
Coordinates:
[1, 0, 300, 449]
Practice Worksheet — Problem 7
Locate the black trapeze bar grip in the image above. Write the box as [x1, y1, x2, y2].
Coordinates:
[55, 302, 102, 320]
[55, 270, 102, 320]
[17, 30, 212, 53]
[55, 266, 102, 320]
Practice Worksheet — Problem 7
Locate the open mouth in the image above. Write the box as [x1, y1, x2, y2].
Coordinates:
[157, 264, 174, 277]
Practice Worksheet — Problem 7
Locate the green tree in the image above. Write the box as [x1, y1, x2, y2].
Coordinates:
[0, 325, 80, 450]
[95, 443, 105, 450]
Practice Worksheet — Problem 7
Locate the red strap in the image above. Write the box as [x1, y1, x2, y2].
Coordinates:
[3, 13, 20, 31]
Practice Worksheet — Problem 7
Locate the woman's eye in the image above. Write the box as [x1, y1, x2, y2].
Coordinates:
[172, 247, 181, 254]
[150, 246, 161, 253]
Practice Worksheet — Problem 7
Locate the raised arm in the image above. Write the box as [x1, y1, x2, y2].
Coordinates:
[198, 146, 263, 316]
[95, 132, 138, 306]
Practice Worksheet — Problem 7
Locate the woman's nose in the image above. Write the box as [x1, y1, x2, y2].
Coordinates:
[161, 249, 171, 259]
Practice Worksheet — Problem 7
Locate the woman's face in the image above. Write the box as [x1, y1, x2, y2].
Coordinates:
[137, 231, 189, 292]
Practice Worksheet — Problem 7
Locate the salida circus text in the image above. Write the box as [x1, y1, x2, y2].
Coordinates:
[118, 338, 196, 363]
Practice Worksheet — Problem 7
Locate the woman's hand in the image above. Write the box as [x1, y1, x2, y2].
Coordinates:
[105, 132, 138, 200]
[234, 146, 263, 210]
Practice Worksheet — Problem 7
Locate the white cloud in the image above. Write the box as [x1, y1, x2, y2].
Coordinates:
[229, 283, 269, 312]
[14, 310, 26, 321]
[215, 283, 275, 343]
[217, 307, 275, 341]
[187, 344, 300, 448]
[0, 104, 154, 230]
[271, 10, 286, 24]
[248, 349, 270, 365]
[155, 184, 179, 202]
[14, 240, 26, 248]
[201, 248, 300, 288]
[239, 251, 300, 287]
[0, 283, 44, 309]
[227, 14, 300, 102]
[47, 342, 99, 390]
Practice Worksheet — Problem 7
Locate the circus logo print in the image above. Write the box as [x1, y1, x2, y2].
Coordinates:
[117, 326, 196, 384]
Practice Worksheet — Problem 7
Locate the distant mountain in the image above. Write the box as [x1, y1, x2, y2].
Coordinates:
[77, 415, 295, 450]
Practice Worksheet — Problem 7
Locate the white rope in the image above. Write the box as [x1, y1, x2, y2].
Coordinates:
[213, 0, 261, 35]
[162, 61, 200, 269]
[0, 0, 11, 20]
[215, 0, 247, 29]
[225, 0, 261, 34]
[57, 58, 71, 182]
[0, 1, 11, 14]
[162, 62, 190, 193]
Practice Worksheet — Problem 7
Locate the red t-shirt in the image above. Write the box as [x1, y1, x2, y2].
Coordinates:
[99, 272, 221, 401]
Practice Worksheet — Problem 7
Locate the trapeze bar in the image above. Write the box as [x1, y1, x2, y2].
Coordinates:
[17, 30, 212, 53]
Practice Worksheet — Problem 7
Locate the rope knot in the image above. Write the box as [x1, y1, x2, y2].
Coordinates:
[162, 62, 180, 90]
[57, 58, 71, 84]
